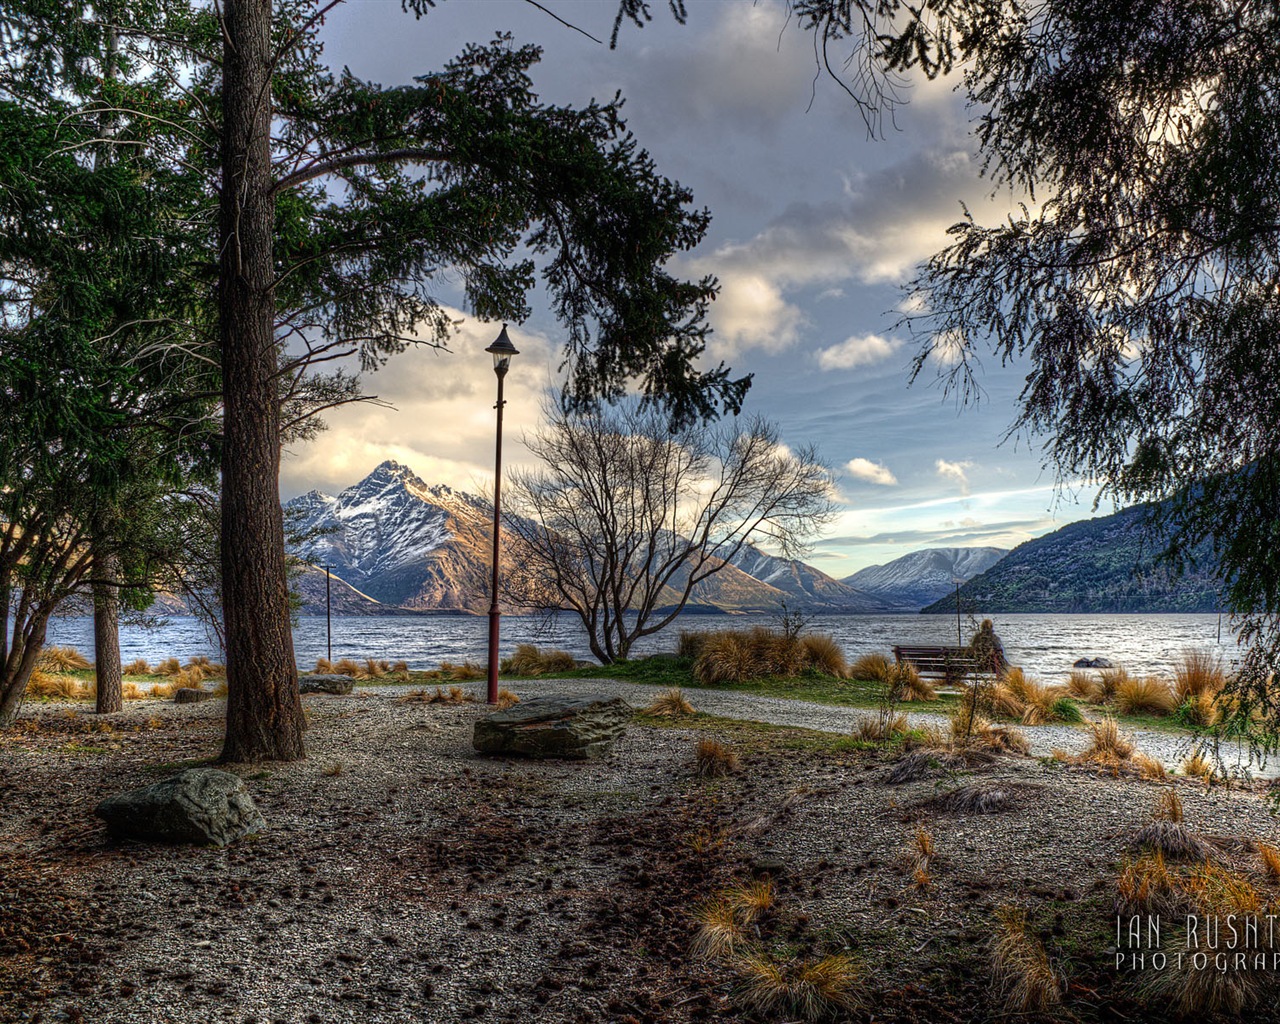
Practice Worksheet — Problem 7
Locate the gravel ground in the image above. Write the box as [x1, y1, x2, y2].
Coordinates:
[4, 684, 1280, 1024]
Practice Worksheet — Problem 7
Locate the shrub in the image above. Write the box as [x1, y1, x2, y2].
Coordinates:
[1080, 716, 1135, 763]
[1175, 691, 1219, 730]
[1174, 648, 1228, 701]
[800, 634, 848, 677]
[398, 686, 477, 705]
[123, 658, 151, 675]
[1065, 670, 1102, 702]
[646, 687, 695, 717]
[849, 651, 892, 682]
[187, 655, 212, 669]
[950, 711, 1032, 755]
[37, 646, 91, 672]
[1114, 675, 1177, 716]
[1023, 694, 1083, 725]
[695, 737, 740, 777]
[732, 952, 860, 1021]
[990, 906, 1062, 1013]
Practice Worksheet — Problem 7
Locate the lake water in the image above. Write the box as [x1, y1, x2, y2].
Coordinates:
[41, 611, 1239, 682]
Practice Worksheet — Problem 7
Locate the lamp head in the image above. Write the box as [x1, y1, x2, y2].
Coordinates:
[485, 324, 519, 377]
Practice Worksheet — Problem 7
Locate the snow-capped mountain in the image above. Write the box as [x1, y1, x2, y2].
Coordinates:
[285, 461, 896, 614]
[840, 547, 1008, 611]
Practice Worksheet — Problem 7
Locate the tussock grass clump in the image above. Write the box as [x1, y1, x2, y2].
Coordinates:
[800, 634, 848, 678]
[123, 658, 151, 676]
[990, 906, 1062, 1013]
[212, 681, 229, 698]
[37, 646, 92, 672]
[1174, 648, 1228, 701]
[677, 629, 710, 660]
[314, 657, 333, 674]
[1133, 752, 1168, 780]
[1080, 715, 1135, 764]
[949, 711, 1031, 755]
[695, 737, 740, 778]
[495, 688, 520, 709]
[1097, 665, 1134, 702]
[849, 651, 892, 682]
[692, 900, 747, 960]
[25, 670, 61, 698]
[1182, 749, 1215, 780]
[646, 687, 695, 717]
[1132, 788, 1213, 862]
[155, 657, 182, 676]
[1115, 851, 1176, 916]
[732, 952, 860, 1022]
[727, 879, 775, 922]
[121, 682, 143, 700]
[928, 784, 1017, 814]
[322, 763, 344, 777]
[390, 660, 409, 676]
[503, 644, 577, 676]
[1258, 842, 1280, 881]
[440, 660, 485, 681]
[890, 662, 935, 702]
[1114, 675, 1177, 716]
[359, 658, 388, 680]
[398, 685, 477, 705]
[1066, 670, 1102, 702]
[1155, 787, 1184, 822]
[853, 713, 909, 743]
[331, 658, 363, 677]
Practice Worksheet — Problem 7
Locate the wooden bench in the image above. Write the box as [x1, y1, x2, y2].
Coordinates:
[892, 644, 1007, 683]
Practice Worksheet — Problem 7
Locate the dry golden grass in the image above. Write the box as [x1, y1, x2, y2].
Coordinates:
[695, 737, 740, 778]
[990, 906, 1062, 1013]
[398, 685, 477, 705]
[1174, 648, 1228, 701]
[37, 646, 91, 672]
[322, 762, 345, 777]
[154, 657, 182, 676]
[1178, 690, 1220, 729]
[1114, 675, 1177, 716]
[693, 627, 809, 685]
[890, 662, 935, 702]
[913, 825, 936, 861]
[121, 682, 143, 700]
[849, 651, 892, 682]
[1181, 749, 1214, 779]
[358, 658, 388, 680]
[800, 633, 848, 678]
[1115, 851, 1176, 915]
[948, 711, 1032, 755]
[911, 864, 932, 890]
[123, 658, 151, 675]
[677, 629, 710, 660]
[1155, 787, 1183, 822]
[1080, 715, 1135, 763]
[314, 657, 333, 674]
[1133, 789, 1212, 862]
[853, 712, 910, 743]
[1097, 665, 1133, 701]
[391, 660, 409, 675]
[495, 688, 520, 709]
[732, 952, 860, 1021]
[1065, 670, 1102, 702]
[331, 657, 363, 677]
[1259, 842, 1280, 881]
[691, 899, 746, 960]
[504, 644, 578, 676]
[440, 660, 485, 682]
[646, 687, 696, 717]
[1133, 752, 1168, 780]
[212, 681, 229, 698]
[726, 879, 775, 923]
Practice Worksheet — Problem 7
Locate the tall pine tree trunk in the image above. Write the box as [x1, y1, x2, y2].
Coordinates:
[218, 0, 304, 762]
[92, 544, 122, 714]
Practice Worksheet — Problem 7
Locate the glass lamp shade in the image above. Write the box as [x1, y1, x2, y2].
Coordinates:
[484, 324, 519, 375]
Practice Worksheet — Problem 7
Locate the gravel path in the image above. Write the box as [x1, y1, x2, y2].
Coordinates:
[382, 675, 1278, 779]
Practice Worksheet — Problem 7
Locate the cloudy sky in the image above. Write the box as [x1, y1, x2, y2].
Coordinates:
[282, 0, 1107, 576]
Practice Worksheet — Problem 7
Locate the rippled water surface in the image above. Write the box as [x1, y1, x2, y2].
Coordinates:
[42, 611, 1238, 681]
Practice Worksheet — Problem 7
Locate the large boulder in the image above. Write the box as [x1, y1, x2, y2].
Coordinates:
[473, 694, 633, 760]
[299, 673, 354, 695]
[95, 769, 266, 847]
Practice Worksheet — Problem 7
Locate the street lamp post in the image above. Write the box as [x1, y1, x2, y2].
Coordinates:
[484, 325, 519, 704]
[323, 563, 333, 664]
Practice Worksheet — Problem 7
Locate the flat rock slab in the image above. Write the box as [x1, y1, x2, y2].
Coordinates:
[174, 687, 216, 704]
[473, 694, 633, 760]
[95, 768, 266, 847]
[299, 674, 354, 695]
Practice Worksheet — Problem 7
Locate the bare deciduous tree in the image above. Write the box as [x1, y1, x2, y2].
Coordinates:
[505, 405, 835, 663]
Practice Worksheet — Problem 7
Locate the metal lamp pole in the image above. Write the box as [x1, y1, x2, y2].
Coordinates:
[323, 563, 333, 664]
[485, 325, 519, 704]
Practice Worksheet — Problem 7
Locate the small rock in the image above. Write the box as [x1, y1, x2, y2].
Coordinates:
[1073, 656, 1114, 669]
[95, 768, 266, 847]
[174, 687, 216, 704]
[298, 674, 354, 695]
[472, 695, 632, 760]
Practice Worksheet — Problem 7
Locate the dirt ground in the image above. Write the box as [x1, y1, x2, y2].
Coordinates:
[3, 687, 1280, 1024]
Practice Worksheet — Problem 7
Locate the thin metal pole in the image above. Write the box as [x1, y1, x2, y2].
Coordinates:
[955, 582, 962, 647]
[325, 565, 332, 664]
[487, 369, 507, 704]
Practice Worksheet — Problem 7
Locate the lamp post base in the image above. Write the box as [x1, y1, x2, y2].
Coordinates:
[487, 607, 501, 704]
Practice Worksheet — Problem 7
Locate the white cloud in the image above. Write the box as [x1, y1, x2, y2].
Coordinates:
[935, 458, 975, 494]
[816, 333, 900, 370]
[845, 458, 898, 486]
[705, 271, 804, 355]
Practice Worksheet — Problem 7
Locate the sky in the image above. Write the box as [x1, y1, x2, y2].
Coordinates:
[280, 0, 1109, 576]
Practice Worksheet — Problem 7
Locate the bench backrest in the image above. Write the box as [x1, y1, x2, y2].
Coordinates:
[892, 644, 1003, 680]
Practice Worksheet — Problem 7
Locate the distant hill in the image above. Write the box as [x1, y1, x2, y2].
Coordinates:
[285, 461, 890, 615]
[919, 504, 1220, 614]
[841, 547, 1006, 611]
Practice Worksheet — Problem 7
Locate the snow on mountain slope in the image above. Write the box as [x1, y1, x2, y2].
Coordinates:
[724, 543, 887, 613]
[840, 547, 1007, 611]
